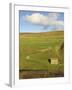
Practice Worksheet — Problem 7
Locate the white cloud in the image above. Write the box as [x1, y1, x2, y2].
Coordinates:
[55, 25, 64, 31]
[25, 13, 48, 25]
[24, 13, 64, 30]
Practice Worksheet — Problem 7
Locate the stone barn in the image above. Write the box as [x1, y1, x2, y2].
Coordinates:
[48, 58, 58, 64]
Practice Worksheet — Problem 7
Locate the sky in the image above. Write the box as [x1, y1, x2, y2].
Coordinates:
[19, 10, 64, 33]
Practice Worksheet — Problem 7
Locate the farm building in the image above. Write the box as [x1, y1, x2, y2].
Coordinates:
[48, 58, 58, 64]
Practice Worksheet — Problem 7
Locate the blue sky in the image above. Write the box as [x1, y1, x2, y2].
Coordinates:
[19, 10, 64, 33]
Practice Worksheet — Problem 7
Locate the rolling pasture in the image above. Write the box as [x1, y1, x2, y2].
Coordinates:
[19, 31, 64, 79]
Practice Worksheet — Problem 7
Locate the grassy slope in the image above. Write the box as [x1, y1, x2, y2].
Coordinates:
[19, 31, 64, 71]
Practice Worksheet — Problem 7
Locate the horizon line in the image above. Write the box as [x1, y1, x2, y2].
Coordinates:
[19, 30, 64, 33]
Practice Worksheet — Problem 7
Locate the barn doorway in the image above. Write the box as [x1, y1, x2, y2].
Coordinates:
[48, 59, 51, 64]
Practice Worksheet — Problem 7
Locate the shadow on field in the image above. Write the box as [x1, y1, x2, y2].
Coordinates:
[19, 70, 64, 79]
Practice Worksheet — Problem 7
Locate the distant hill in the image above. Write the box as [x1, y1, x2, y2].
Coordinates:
[20, 31, 64, 38]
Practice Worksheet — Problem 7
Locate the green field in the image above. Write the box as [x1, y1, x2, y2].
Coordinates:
[19, 31, 64, 79]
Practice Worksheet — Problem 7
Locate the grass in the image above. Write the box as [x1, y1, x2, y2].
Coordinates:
[19, 31, 64, 79]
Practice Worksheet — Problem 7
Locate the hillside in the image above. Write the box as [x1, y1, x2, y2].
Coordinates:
[19, 31, 64, 79]
[20, 31, 64, 38]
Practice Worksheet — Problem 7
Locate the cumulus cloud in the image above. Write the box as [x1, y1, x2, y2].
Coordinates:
[24, 13, 64, 30]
